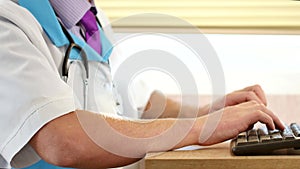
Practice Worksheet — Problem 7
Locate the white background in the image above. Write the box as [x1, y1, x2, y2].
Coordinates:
[113, 33, 300, 95]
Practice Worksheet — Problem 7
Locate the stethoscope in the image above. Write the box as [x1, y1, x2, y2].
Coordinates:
[58, 16, 103, 110]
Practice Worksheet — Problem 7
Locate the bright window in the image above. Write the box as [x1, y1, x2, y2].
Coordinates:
[96, 0, 300, 34]
[96, 0, 300, 96]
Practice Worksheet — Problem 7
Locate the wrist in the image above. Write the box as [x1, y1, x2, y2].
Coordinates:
[197, 104, 210, 116]
[175, 117, 204, 148]
[190, 117, 205, 145]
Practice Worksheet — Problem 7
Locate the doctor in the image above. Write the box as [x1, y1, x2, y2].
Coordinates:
[0, 0, 284, 169]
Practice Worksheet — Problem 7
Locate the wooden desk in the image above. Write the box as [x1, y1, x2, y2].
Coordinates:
[144, 142, 300, 169]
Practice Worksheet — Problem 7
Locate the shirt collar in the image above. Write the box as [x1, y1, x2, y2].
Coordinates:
[49, 0, 93, 29]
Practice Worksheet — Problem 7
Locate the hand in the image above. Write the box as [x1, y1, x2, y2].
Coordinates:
[199, 84, 268, 115]
[197, 100, 285, 146]
[224, 84, 267, 106]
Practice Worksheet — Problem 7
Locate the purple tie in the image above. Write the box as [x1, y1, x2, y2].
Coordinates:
[80, 10, 102, 55]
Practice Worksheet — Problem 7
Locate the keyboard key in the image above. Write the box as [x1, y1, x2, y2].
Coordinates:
[247, 129, 259, 144]
[247, 129, 257, 136]
[268, 130, 283, 141]
[237, 136, 247, 146]
[282, 126, 295, 140]
[236, 132, 247, 145]
[260, 135, 271, 142]
[290, 123, 300, 137]
[257, 128, 268, 136]
[238, 132, 247, 138]
[248, 136, 259, 143]
[257, 128, 271, 142]
[270, 132, 283, 141]
[248, 137, 259, 144]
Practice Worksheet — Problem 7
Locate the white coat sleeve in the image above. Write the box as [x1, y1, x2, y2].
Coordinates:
[0, 13, 76, 169]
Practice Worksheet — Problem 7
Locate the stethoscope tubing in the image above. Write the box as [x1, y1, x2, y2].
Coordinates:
[58, 20, 95, 110]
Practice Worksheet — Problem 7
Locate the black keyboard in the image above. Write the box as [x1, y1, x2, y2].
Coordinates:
[231, 123, 300, 155]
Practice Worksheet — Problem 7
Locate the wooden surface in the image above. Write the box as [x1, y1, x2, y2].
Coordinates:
[144, 95, 300, 169]
[144, 142, 300, 169]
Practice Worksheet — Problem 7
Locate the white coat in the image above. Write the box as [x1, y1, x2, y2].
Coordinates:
[0, 1, 150, 168]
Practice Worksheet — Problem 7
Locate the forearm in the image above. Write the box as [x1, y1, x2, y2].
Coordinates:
[142, 91, 209, 119]
[104, 112, 201, 148]
[30, 110, 202, 169]
[142, 84, 271, 119]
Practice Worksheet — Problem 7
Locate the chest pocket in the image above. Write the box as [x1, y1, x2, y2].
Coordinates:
[66, 60, 123, 116]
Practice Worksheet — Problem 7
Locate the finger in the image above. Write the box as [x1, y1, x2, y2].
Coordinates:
[258, 107, 285, 130]
[251, 110, 275, 130]
[275, 119, 286, 131]
[246, 124, 254, 131]
[227, 92, 264, 106]
[246, 102, 285, 130]
[243, 85, 267, 106]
